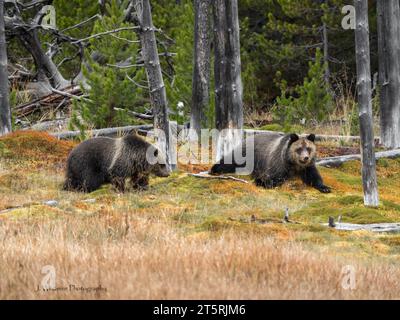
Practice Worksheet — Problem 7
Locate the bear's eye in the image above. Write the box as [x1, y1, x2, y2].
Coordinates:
[306, 147, 312, 153]
[296, 148, 302, 154]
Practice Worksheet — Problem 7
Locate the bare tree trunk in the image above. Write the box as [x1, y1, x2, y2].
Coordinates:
[377, 0, 400, 149]
[322, 21, 330, 85]
[213, 0, 243, 159]
[190, 0, 211, 140]
[19, 31, 69, 89]
[213, 0, 227, 133]
[134, 0, 173, 169]
[354, 0, 379, 207]
[0, 0, 11, 136]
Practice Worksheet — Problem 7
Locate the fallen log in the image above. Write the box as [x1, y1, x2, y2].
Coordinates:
[188, 171, 249, 184]
[51, 124, 153, 139]
[14, 85, 82, 117]
[113, 107, 154, 120]
[316, 149, 400, 167]
[24, 119, 69, 131]
[244, 129, 381, 144]
[323, 222, 400, 233]
[51, 87, 88, 101]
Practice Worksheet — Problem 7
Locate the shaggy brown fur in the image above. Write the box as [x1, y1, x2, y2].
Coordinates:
[210, 133, 331, 193]
[64, 134, 170, 192]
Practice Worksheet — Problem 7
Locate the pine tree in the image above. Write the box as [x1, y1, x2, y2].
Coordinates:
[70, 0, 142, 133]
[275, 48, 333, 129]
[239, 0, 377, 113]
[52, 0, 99, 78]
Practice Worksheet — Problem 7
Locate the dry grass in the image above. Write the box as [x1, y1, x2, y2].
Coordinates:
[1, 218, 399, 300]
[1, 131, 400, 299]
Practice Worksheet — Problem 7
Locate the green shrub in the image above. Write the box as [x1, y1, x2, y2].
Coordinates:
[273, 49, 334, 129]
[70, 0, 143, 131]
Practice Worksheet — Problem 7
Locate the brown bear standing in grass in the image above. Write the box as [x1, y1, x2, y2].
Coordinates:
[210, 133, 331, 193]
[63, 133, 170, 192]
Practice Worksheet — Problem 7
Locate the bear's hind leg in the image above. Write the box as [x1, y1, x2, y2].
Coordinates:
[63, 170, 84, 191]
[81, 170, 106, 193]
[254, 177, 285, 188]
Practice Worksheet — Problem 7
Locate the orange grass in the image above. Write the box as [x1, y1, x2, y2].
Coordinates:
[1, 131, 400, 299]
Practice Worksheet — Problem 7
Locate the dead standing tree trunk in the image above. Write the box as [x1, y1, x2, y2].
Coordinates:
[190, 0, 211, 140]
[377, 0, 400, 149]
[322, 21, 330, 85]
[0, 0, 11, 135]
[213, 0, 243, 160]
[354, 0, 379, 207]
[134, 0, 173, 169]
[4, 3, 71, 92]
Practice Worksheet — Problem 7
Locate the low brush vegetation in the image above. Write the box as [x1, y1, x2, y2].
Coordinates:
[0, 131, 400, 299]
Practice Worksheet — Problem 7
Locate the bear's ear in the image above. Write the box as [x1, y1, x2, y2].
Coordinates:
[307, 134, 316, 142]
[289, 133, 299, 144]
[129, 129, 138, 136]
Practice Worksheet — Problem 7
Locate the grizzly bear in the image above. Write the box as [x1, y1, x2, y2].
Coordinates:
[210, 132, 331, 193]
[63, 133, 170, 192]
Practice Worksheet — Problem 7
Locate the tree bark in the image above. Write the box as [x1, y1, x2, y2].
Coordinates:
[377, 0, 400, 149]
[316, 148, 400, 167]
[0, 0, 11, 136]
[18, 4, 70, 90]
[190, 0, 211, 139]
[52, 124, 153, 140]
[4, 4, 69, 90]
[19, 32, 69, 89]
[322, 21, 330, 85]
[354, 0, 379, 207]
[213, 0, 243, 159]
[134, 0, 173, 169]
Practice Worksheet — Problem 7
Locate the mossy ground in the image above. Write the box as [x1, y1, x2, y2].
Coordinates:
[1, 131, 400, 263]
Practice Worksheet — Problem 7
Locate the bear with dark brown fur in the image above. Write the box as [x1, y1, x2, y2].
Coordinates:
[63, 133, 170, 192]
[210, 132, 331, 193]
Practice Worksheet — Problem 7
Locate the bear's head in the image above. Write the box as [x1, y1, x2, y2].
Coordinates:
[146, 146, 171, 177]
[288, 133, 317, 168]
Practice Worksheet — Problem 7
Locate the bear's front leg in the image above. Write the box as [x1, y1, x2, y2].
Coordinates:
[112, 176, 126, 193]
[131, 173, 149, 191]
[301, 165, 331, 193]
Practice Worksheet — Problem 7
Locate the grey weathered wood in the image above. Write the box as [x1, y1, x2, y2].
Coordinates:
[322, 21, 330, 85]
[377, 0, 400, 149]
[0, 0, 11, 136]
[317, 148, 400, 167]
[190, 0, 211, 139]
[244, 129, 381, 143]
[51, 124, 153, 139]
[323, 222, 400, 233]
[134, 0, 172, 169]
[113, 107, 154, 120]
[354, 0, 379, 207]
[18, 10, 69, 89]
[213, 0, 227, 132]
[213, 0, 243, 159]
[189, 171, 249, 184]
[24, 119, 69, 132]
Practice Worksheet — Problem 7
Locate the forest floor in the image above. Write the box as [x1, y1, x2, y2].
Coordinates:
[0, 131, 400, 299]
